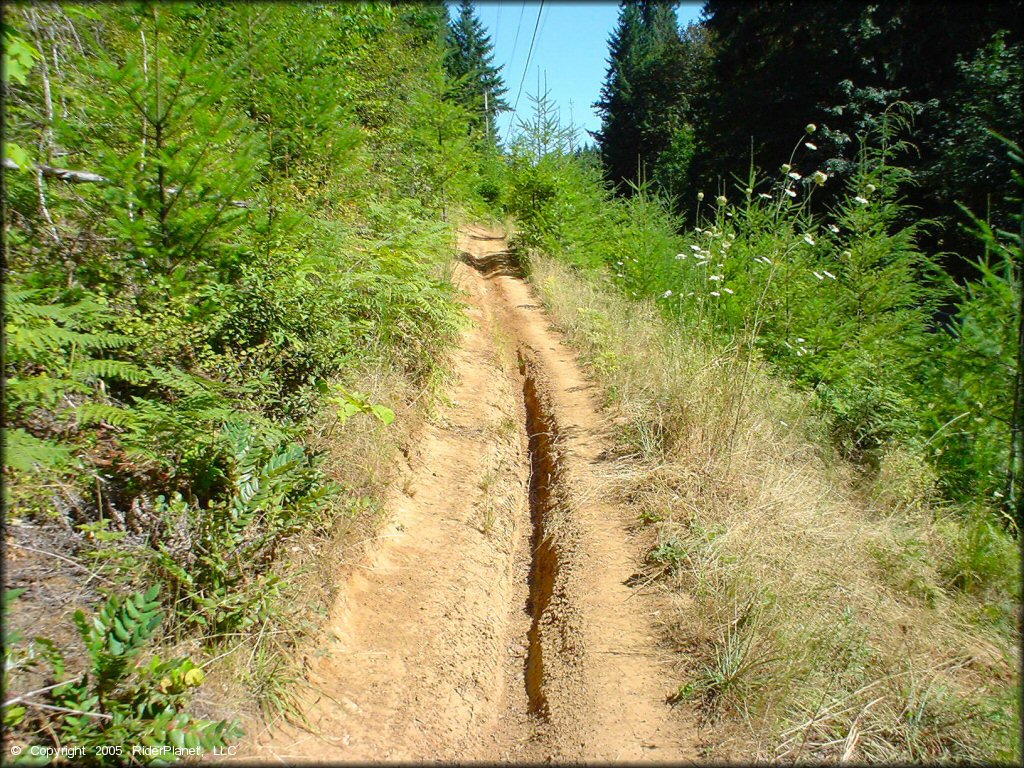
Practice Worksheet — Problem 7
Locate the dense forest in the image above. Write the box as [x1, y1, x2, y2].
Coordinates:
[3, 0, 1021, 763]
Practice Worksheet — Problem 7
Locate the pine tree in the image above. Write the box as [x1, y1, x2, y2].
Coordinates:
[594, 0, 687, 193]
[594, 2, 645, 188]
[445, 0, 508, 144]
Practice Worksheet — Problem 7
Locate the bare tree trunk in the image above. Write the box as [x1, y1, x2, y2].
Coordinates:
[26, 9, 61, 246]
[130, 27, 149, 223]
[151, 8, 170, 258]
[1008, 212, 1024, 528]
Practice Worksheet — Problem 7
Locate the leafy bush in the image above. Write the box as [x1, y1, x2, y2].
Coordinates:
[4, 588, 240, 763]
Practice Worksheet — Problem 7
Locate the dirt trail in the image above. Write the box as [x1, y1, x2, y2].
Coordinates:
[243, 225, 697, 763]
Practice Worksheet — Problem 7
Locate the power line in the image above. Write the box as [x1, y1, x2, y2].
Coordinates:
[504, 0, 545, 144]
[508, 1, 527, 66]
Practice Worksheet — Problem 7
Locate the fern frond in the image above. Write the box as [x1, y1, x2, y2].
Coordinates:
[74, 358, 152, 385]
[75, 402, 139, 428]
[146, 365, 218, 396]
[6, 374, 90, 406]
[4, 428, 73, 472]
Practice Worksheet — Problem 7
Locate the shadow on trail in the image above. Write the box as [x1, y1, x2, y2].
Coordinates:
[460, 249, 523, 278]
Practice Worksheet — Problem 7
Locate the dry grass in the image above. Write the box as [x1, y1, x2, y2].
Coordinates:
[529, 255, 1021, 763]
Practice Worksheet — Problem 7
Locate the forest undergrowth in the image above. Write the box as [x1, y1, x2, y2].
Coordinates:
[3, 3, 496, 758]
[499, 89, 1021, 762]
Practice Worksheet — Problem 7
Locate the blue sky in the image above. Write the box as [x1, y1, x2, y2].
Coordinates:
[467, 1, 705, 145]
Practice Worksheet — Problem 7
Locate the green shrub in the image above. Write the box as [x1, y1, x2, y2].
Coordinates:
[3, 588, 240, 764]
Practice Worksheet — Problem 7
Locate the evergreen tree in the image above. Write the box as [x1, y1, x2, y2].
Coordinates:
[594, 0, 688, 193]
[594, 2, 645, 187]
[692, 0, 1023, 267]
[445, 0, 508, 144]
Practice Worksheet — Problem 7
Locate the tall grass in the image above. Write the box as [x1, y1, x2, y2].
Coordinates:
[529, 255, 1020, 761]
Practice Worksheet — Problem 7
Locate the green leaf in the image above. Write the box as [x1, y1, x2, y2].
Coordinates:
[370, 404, 395, 425]
[3, 31, 39, 86]
[4, 142, 31, 170]
[4, 429, 72, 472]
[3, 704, 26, 727]
[4, 587, 27, 609]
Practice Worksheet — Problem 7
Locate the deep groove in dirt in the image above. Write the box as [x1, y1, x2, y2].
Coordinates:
[519, 350, 563, 721]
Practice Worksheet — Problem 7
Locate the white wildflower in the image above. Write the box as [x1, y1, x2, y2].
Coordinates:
[805, 142, 818, 150]
[866, 183, 876, 193]
[813, 271, 824, 280]
[842, 250, 852, 259]
[812, 170, 828, 185]
[723, 287, 734, 294]
[789, 171, 802, 181]
[697, 191, 705, 201]
[717, 195, 728, 206]
[803, 234, 815, 246]
[662, 289, 673, 298]
[822, 270, 836, 279]
[828, 224, 840, 234]
[759, 192, 772, 200]
[690, 244, 703, 252]
[795, 338, 805, 343]
[709, 274, 723, 281]
[785, 188, 797, 198]
[853, 195, 869, 205]
[709, 291, 720, 297]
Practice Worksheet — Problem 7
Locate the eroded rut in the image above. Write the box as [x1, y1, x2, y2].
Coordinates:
[519, 351, 561, 721]
[247, 224, 697, 764]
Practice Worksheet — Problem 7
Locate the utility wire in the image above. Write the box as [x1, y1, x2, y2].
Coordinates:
[508, 0, 526, 64]
[504, 0, 545, 144]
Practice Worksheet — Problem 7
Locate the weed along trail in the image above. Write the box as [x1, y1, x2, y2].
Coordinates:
[245, 225, 697, 763]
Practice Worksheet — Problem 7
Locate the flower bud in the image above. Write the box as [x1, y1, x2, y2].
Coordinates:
[697, 192, 705, 201]
[716, 195, 728, 206]
[781, 163, 792, 174]
[805, 123, 817, 134]
[812, 170, 828, 186]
